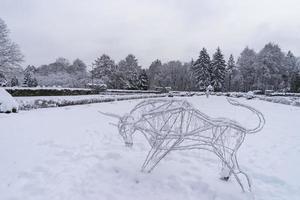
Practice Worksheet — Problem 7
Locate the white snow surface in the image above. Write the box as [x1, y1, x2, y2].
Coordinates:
[0, 96, 300, 200]
[0, 88, 18, 112]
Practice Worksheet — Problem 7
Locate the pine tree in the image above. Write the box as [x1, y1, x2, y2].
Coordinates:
[290, 72, 300, 92]
[211, 47, 226, 91]
[118, 54, 141, 89]
[31, 77, 38, 87]
[23, 70, 32, 87]
[23, 65, 38, 87]
[237, 47, 257, 91]
[225, 54, 236, 91]
[138, 69, 149, 90]
[192, 48, 211, 90]
[148, 59, 162, 89]
[0, 72, 7, 86]
[284, 51, 298, 90]
[128, 71, 140, 89]
[91, 54, 116, 87]
[10, 76, 19, 86]
[256, 43, 285, 91]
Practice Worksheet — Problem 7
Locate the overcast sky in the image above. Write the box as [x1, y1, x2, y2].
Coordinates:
[1, 0, 300, 68]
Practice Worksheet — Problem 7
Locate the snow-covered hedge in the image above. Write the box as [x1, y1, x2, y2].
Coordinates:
[266, 92, 300, 97]
[208, 91, 300, 107]
[3, 87, 98, 96]
[0, 88, 19, 113]
[106, 89, 161, 94]
[256, 96, 300, 106]
[16, 94, 168, 110]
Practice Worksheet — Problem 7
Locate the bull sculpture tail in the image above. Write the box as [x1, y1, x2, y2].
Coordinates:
[226, 97, 265, 134]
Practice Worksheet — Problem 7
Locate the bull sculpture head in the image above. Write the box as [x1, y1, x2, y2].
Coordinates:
[99, 111, 135, 147]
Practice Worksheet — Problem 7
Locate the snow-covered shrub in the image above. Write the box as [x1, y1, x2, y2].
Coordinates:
[0, 88, 18, 113]
[16, 94, 168, 110]
[229, 92, 243, 98]
[5, 87, 98, 96]
[292, 100, 300, 107]
[86, 83, 107, 92]
[245, 91, 254, 100]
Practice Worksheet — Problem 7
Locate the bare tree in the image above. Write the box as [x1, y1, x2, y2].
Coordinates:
[0, 18, 24, 72]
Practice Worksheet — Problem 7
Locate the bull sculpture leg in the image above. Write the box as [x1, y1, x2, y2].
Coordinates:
[142, 138, 184, 173]
[217, 149, 251, 192]
[231, 154, 252, 192]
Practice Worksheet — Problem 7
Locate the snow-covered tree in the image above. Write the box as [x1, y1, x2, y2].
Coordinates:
[285, 51, 297, 72]
[225, 54, 236, 91]
[10, 76, 19, 86]
[148, 59, 162, 89]
[192, 48, 212, 90]
[284, 51, 298, 90]
[118, 54, 141, 89]
[256, 43, 285, 91]
[23, 65, 38, 87]
[68, 58, 87, 74]
[138, 69, 149, 90]
[290, 72, 300, 92]
[35, 58, 88, 88]
[23, 71, 32, 87]
[91, 54, 116, 87]
[211, 47, 226, 91]
[0, 18, 24, 70]
[237, 47, 257, 91]
[0, 72, 7, 86]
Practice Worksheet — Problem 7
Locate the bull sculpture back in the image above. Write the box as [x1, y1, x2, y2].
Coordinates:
[100, 98, 265, 192]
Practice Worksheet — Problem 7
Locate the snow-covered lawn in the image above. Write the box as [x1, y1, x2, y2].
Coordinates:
[0, 96, 299, 200]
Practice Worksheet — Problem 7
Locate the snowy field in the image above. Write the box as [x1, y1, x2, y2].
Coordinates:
[0, 96, 300, 200]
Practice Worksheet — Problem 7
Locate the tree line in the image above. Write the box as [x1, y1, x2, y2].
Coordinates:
[1, 17, 300, 92]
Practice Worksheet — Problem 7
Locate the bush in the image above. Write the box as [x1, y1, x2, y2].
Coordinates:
[5, 88, 98, 96]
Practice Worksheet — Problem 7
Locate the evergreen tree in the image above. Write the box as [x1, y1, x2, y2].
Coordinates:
[290, 72, 300, 92]
[23, 70, 32, 87]
[128, 71, 140, 89]
[0, 72, 7, 86]
[23, 65, 38, 87]
[31, 77, 38, 87]
[118, 54, 141, 89]
[284, 51, 298, 90]
[10, 76, 19, 86]
[91, 54, 116, 87]
[225, 54, 236, 91]
[192, 48, 211, 90]
[148, 59, 162, 89]
[211, 47, 226, 91]
[237, 47, 257, 91]
[256, 43, 285, 91]
[138, 69, 149, 90]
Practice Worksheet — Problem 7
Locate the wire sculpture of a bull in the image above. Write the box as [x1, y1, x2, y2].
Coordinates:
[100, 98, 265, 192]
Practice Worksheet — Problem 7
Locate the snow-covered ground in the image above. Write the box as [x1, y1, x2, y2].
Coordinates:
[0, 96, 299, 200]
